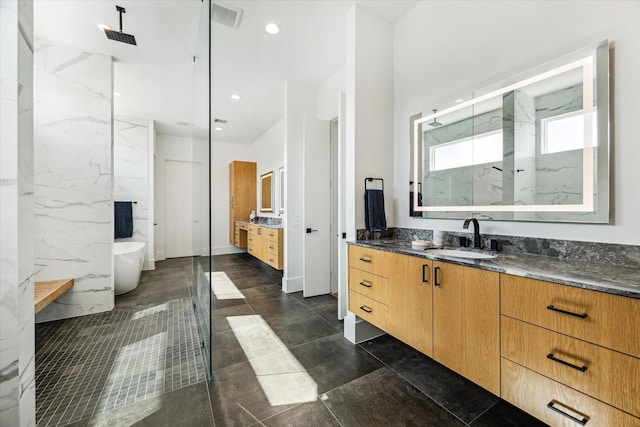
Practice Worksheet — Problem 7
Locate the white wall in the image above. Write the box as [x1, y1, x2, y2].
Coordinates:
[0, 1, 36, 424]
[347, 6, 395, 234]
[394, 0, 640, 245]
[114, 115, 154, 270]
[254, 119, 285, 219]
[33, 39, 114, 322]
[155, 135, 209, 260]
[317, 66, 346, 121]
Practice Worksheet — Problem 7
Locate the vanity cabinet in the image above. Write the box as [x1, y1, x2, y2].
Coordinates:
[501, 274, 640, 425]
[247, 224, 264, 260]
[247, 225, 283, 270]
[229, 161, 256, 244]
[348, 246, 390, 331]
[265, 228, 283, 270]
[382, 254, 433, 357]
[432, 261, 500, 395]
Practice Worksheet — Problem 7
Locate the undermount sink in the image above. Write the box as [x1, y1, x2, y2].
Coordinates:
[426, 248, 497, 260]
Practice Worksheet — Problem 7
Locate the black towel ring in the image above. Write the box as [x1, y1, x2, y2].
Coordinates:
[365, 177, 384, 191]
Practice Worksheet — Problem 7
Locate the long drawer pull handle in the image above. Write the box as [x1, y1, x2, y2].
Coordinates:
[422, 264, 429, 283]
[547, 305, 588, 319]
[359, 257, 372, 263]
[547, 353, 588, 372]
[434, 266, 441, 286]
[359, 281, 372, 288]
[360, 305, 372, 313]
[547, 401, 589, 425]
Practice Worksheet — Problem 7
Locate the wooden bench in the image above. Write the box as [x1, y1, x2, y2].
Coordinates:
[34, 279, 74, 314]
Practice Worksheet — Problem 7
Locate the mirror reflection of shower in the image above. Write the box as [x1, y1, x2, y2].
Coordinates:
[428, 109, 442, 127]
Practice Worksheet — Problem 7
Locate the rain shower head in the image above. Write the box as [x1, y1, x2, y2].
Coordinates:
[428, 109, 442, 127]
[104, 6, 137, 46]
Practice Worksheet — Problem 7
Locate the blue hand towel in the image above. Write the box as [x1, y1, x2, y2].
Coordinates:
[114, 201, 133, 239]
[365, 189, 387, 231]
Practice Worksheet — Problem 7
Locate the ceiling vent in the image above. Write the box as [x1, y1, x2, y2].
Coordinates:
[214, 118, 228, 124]
[212, 2, 242, 29]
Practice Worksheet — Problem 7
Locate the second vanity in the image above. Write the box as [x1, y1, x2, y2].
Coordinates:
[347, 240, 640, 426]
[236, 220, 283, 270]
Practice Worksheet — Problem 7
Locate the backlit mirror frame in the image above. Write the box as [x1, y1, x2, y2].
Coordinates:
[279, 166, 284, 213]
[260, 171, 273, 213]
[412, 40, 609, 222]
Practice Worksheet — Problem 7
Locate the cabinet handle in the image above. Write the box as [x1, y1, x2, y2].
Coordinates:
[434, 266, 441, 286]
[546, 401, 589, 425]
[269, 258, 274, 262]
[546, 305, 588, 319]
[359, 281, 372, 288]
[546, 353, 588, 372]
[360, 305, 372, 313]
[422, 264, 429, 283]
[359, 257, 372, 263]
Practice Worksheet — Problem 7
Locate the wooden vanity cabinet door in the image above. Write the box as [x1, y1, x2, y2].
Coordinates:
[433, 261, 500, 395]
[407, 256, 433, 357]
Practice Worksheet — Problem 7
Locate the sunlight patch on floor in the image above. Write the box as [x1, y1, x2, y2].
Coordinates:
[207, 271, 246, 300]
[227, 315, 318, 406]
[132, 303, 168, 320]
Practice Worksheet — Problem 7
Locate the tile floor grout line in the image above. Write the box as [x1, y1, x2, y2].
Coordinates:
[357, 342, 470, 426]
[320, 395, 346, 427]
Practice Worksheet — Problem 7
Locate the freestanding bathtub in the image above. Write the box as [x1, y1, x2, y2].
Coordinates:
[114, 242, 146, 295]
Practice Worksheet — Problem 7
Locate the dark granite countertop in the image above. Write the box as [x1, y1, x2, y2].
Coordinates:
[235, 220, 283, 229]
[350, 239, 640, 299]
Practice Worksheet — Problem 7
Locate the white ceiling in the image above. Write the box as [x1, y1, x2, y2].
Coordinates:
[33, 0, 418, 139]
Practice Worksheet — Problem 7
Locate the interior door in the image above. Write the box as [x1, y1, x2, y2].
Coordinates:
[166, 160, 201, 258]
[303, 117, 331, 297]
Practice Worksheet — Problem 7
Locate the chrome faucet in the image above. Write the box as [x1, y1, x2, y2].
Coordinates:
[463, 217, 482, 249]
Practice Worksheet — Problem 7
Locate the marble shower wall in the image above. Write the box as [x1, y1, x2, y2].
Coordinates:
[33, 39, 114, 322]
[0, 1, 36, 425]
[114, 115, 154, 270]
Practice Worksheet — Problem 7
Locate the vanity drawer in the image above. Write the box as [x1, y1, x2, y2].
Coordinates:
[501, 274, 640, 358]
[348, 245, 389, 277]
[266, 240, 280, 255]
[501, 316, 640, 417]
[266, 228, 281, 240]
[348, 267, 389, 305]
[349, 290, 387, 331]
[265, 253, 281, 270]
[501, 358, 640, 427]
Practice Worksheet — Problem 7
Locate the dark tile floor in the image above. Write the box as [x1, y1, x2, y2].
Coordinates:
[36, 253, 547, 426]
[208, 253, 548, 427]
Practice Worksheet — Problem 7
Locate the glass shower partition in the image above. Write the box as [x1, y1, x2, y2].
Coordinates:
[191, 0, 212, 380]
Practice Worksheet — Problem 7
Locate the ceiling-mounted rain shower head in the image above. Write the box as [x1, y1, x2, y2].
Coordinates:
[104, 5, 137, 46]
[428, 109, 442, 127]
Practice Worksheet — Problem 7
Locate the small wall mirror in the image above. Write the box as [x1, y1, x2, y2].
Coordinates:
[411, 40, 609, 223]
[279, 166, 284, 213]
[260, 171, 273, 212]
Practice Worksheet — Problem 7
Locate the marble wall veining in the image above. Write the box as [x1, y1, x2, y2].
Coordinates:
[0, 1, 36, 425]
[33, 39, 114, 322]
[114, 115, 153, 270]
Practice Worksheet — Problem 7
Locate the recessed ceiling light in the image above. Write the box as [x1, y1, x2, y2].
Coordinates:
[231, 94, 241, 100]
[114, 92, 122, 97]
[265, 23, 280, 35]
[454, 98, 464, 104]
[215, 127, 223, 131]
[97, 24, 111, 31]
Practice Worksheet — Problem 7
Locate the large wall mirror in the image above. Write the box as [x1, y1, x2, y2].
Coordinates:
[411, 40, 609, 223]
[260, 171, 273, 213]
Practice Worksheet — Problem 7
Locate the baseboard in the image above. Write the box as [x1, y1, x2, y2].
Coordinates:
[143, 260, 155, 271]
[212, 245, 245, 256]
[282, 276, 303, 293]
